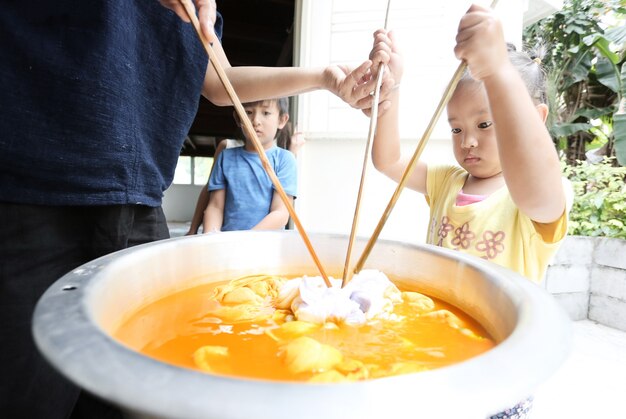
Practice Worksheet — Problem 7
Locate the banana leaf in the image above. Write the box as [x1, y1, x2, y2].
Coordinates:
[574, 106, 616, 119]
[596, 57, 621, 93]
[583, 33, 620, 64]
[562, 49, 593, 89]
[550, 122, 593, 138]
[604, 25, 626, 48]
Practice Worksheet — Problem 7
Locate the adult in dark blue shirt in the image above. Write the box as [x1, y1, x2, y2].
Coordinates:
[0, 1, 390, 417]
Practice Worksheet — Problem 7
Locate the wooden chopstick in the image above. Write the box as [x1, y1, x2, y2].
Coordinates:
[353, 0, 499, 273]
[353, 63, 466, 273]
[178, 0, 332, 287]
[341, 0, 393, 288]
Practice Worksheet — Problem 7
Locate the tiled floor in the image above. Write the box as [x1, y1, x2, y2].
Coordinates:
[532, 320, 626, 418]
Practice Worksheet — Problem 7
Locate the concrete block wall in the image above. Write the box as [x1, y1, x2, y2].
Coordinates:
[546, 236, 626, 331]
[545, 237, 593, 321]
[589, 239, 626, 331]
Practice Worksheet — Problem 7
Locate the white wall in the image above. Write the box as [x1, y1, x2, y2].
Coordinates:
[163, 184, 203, 222]
[293, 0, 525, 244]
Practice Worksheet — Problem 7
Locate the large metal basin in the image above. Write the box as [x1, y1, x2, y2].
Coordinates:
[33, 231, 570, 419]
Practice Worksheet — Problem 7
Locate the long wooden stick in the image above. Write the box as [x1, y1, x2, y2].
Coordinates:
[353, 0, 499, 273]
[178, 0, 331, 287]
[341, 0, 393, 288]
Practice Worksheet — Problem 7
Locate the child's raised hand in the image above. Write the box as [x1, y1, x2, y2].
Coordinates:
[454, 4, 509, 82]
[370, 29, 403, 89]
[358, 29, 402, 117]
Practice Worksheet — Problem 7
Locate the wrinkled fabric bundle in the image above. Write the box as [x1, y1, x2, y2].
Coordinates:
[274, 270, 402, 325]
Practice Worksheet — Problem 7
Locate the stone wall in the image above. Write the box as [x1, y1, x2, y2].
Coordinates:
[546, 236, 626, 331]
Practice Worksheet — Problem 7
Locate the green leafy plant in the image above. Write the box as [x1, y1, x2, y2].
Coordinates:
[563, 157, 626, 238]
[524, 0, 626, 165]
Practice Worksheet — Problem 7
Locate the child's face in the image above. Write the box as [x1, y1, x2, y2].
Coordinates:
[241, 101, 288, 149]
[447, 81, 502, 180]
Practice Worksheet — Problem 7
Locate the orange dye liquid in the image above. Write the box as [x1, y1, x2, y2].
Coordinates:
[114, 279, 495, 382]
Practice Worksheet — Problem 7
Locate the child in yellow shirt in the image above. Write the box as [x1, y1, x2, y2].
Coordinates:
[369, 5, 571, 284]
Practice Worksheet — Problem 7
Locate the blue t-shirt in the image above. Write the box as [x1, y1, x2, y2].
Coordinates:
[208, 146, 297, 231]
[0, 1, 223, 206]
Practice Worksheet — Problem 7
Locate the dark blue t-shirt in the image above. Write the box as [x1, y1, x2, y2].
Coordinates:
[0, 1, 223, 206]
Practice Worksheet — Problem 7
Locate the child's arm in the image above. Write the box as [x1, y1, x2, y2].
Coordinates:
[251, 192, 292, 230]
[185, 140, 229, 235]
[455, 5, 565, 223]
[203, 189, 225, 233]
[369, 30, 428, 194]
[186, 185, 209, 235]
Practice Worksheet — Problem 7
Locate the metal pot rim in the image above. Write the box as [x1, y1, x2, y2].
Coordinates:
[33, 231, 571, 419]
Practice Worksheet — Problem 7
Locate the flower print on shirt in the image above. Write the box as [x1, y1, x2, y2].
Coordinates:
[451, 222, 475, 250]
[476, 230, 506, 260]
[437, 216, 454, 246]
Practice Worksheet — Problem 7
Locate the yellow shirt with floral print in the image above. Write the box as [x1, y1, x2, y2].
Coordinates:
[425, 165, 571, 283]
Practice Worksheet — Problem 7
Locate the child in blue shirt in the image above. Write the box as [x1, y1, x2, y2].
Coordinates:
[204, 97, 297, 231]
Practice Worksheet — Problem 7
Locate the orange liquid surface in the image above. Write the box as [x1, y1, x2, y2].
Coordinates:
[114, 279, 495, 382]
